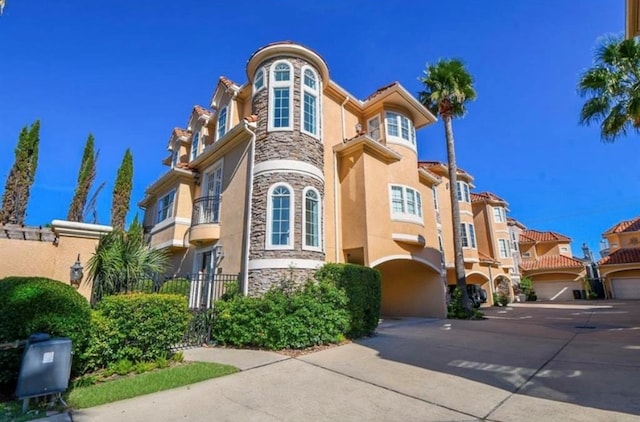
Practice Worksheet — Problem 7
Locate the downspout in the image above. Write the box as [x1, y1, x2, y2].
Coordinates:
[335, 96, 349, 262]
[241, 121, 256, 296]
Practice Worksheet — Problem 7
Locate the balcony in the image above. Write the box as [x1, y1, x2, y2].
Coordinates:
[190, 196, 221, 245]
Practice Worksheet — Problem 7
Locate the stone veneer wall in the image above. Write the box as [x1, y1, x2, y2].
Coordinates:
[247, 54, 326, 295]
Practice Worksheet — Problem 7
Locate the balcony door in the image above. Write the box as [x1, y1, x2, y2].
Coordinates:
[190, 247, 218, 308]
[202, 165, 223, 223]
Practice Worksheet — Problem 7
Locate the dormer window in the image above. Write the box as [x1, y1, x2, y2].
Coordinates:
[385, 111, 416, 148]
[172, 145, 180, 168]
[216, 107, 227, 141]
[269, 61, 293, 131]
[301, 66, 319, 137]
[493, 206, 506, 223]
[190, 132, 200, 161]
[456, 181, 470, 203]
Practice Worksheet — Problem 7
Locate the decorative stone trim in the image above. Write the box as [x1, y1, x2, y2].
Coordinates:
[254, 160, 324, 182]
[51, 220, 112, 240]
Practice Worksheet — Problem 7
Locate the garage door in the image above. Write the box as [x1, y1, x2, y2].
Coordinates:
[533, 281, 581, 301]
[611, 278, 640, 299]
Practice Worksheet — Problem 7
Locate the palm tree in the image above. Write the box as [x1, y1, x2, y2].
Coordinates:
[419, 59, 477, 314]
[87, 217, 168, 304]
[578, 36, 640, 142]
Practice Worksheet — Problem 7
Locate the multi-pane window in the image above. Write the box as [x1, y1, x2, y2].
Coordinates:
[461, 223, 477, 248]
[456, 181, 471, 203]
[385, 112, 416, 146]
[367, 116, 381, 140]
[253, 68, 265, 92]
[217, 107, 227, 140]
[389, 185, 423, 223]
[156, 190, 175, 224]
[432, 188, 439, 210]
[493, 207, 506, 223]
[302, 68, 318, 136]
[268, 184, 292, 248]
[269, 61, 293, 131]
[191, 132, 200, 161]
[172, 148, 180, 168]
[304, 188, 320, 249]
[499, 239, 510, 258]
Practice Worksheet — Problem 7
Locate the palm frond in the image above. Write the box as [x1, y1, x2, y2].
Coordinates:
[418, 58, 476, 118]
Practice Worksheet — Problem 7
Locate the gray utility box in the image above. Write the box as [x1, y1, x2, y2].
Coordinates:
[15, 334, 72, 400]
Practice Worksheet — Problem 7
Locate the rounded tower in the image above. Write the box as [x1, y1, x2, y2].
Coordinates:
[245, 42, 329, 294]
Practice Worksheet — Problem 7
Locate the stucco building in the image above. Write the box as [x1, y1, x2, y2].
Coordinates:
[598, 216, 640, 299]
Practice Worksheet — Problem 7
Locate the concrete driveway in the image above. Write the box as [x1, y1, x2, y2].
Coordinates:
[72, 300, 640, 422]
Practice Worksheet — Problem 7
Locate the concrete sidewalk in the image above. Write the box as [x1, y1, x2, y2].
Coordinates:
[68, 343, 639, 422]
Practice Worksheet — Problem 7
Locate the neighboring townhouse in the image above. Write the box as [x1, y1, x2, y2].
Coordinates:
[518, 229, 586, 300]
[140, 41, 448, 317]
[417, 162, 515, 304]
[598, 216, 640, 299]
[507, 217, 526, 286]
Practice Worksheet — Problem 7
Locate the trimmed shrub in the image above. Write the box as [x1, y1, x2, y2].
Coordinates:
[92, 293, 190, 365]
[0, 276, 91, 386]
[315, 263, 381, 338]
[447, 287, 484, 320]
[159, 278, 190, 297]
[213, 280, 349, 350]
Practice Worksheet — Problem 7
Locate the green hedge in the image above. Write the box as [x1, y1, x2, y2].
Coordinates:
[213, 280, 349, 350]
[315, 263, 381, 338]
[0, 277, 91, 386]
[82, 293, 190, 369]
[159, 278, 190, 297]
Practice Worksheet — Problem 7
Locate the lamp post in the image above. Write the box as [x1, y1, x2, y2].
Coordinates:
[70, 254, 83, 289]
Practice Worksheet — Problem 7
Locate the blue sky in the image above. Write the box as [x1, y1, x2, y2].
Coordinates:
[1, 1, 638, 257]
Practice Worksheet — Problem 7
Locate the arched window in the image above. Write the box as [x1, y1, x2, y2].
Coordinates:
[301, 66, 319, 137]
[190, 132, 200, 161]
[266, 183, 294, 249]
[253, 68, 265, 93]
[303, 187, 321, 250]
[268, 61, 293, 131]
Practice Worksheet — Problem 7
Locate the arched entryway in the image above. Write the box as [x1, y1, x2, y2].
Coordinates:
[494, 275, 513, 303]
[372, 257, 445, 318]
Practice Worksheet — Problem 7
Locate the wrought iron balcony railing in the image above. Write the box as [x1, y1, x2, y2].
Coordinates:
[191, 196, 221, 226]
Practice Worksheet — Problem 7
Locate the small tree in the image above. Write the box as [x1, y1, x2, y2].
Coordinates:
[87, 217, 168, 304]
[67, 134, 97, 222]
[0, 120, 40, 224]
[110, 148, 133, 230]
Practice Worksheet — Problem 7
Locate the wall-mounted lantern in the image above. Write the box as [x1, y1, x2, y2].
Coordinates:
[69, 254, 83, 289]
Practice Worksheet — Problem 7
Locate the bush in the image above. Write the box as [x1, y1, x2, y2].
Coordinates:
[213, 280, 349, 350]
[159, 278, 190, 297]
[315, 263, 381, 338]
[0, 276, 91, 386]
[447, 288, 484, 320]
[87, 293, 190, 367]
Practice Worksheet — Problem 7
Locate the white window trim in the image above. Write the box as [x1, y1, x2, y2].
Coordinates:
[302, 186, 322, 252]
[498, 239, 510, 258]
[385, 111, 416, 151]
[216, 106, 228, 142]
[367, 114, 381, 141]
[461, 222, 477, 249]
[389, 184, 423, 225]
[456, 181, 471, 203]
[266, 182, 294, 250]
[493, 206, 506, 223]
[190, 131, 200, 162]
[268, 60, 293, 132]
[155, 189, 176, 225]
[300, 65, 320, 139]
[253, 67, 265, 95]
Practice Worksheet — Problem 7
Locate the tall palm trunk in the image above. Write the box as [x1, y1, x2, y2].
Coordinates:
[443, 113, 471, 312]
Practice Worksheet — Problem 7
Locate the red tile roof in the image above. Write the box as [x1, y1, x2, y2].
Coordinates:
[417, 161, 471, 178]
[598, 248, 640, 265]
[603, 216, 640, 235]
[193, 105, 213, 117]
[219, 76, 238, 89]
[519, 229, 571, 243]
[244, 114, 259, 123]
[520, 255, 584, 271]
[172, 127, 190, 139]
[471, 191, 506, 204]
[364, 81, 399, 102]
